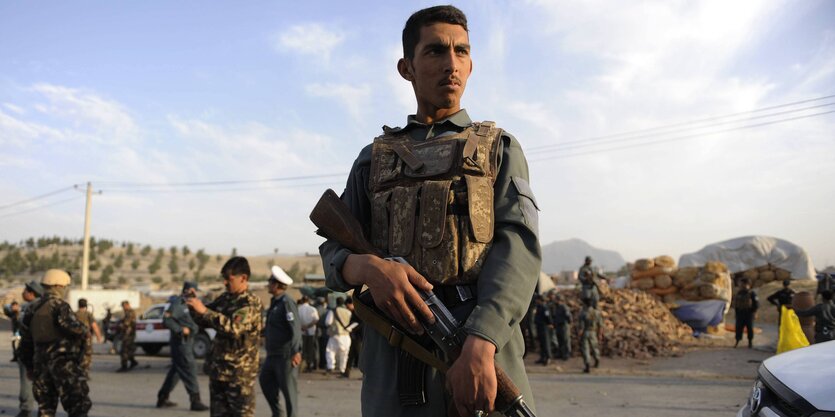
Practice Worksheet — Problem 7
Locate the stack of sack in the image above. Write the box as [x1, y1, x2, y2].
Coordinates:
[673, 261, 732, 302]
[629, 256, 678, 303]
[740, 264, 792, 287]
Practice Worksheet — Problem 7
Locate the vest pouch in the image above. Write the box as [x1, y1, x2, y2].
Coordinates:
[465, 175, 494, 243]
[371, 143, 403, 186]
[389, 185, 420, 256]
[416, 180, 458, 283]
[403, 140, 457, 178]
[371, 190, 393, 251]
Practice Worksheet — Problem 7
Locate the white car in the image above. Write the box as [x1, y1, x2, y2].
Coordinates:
[135, 303, 216, 358]
[738, 340, 835, 417]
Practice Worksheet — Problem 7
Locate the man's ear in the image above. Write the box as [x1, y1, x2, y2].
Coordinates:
[397, 58, 414, 82]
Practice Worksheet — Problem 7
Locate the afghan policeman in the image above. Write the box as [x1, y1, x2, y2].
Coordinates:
[578, 256, 605, 308]
[116, 300, 138, 372]
[14, 281, 42, 417]
[733, 279, 759, 349]
[766, 279, 796, 326]
[19, 269, 92, 417]
[579, 297, 603, 373]
[320, 6, 541, 416]
[187, 256, 263, 417]
[795, 290, 835, 344]
[156, 281, 209, 411]
[259, 266, 302, 417]
[532, 295, 553, 365]
[549, 293, 572, 360]
[75, 298, 102, 376]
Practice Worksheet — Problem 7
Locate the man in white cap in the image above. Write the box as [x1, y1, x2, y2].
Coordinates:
[324, 296, 353, 375]
[259, 265, 302, 417]
[19, 269, 92, 417]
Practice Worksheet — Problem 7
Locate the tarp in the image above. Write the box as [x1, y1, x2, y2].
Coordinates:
[679, 236, 816, 280]
[538, 271, 556, 293]
[671, 299, 727, 332]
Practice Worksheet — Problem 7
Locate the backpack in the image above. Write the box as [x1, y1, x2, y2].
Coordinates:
[735, 290, 753, 310]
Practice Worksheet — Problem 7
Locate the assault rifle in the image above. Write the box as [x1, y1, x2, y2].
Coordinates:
[310, 189, 536, 417]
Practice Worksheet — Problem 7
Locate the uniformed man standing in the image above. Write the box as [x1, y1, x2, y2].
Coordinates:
[187, 256, 263, 417]
[550, 293, 572, 360]
[733, 279, 759, 349]
[767, 279, 796, 326]
[319, 6, 541, 416]
[13, 281, 42, 417]
[578, 256, 605, 308]
[795, 290, 835, 344]
[324, 297, 352, 375]
[156, 281, 209, 411]
[579, 297, 603, 373]
[818, 272, 833, 302]
[297, 296, 319, 372]
[342, 298, 363, 378]
[19, 269, 92, 417]
[259, 266, 302, 417]
[75, 298, 103, 376]
[116, 300, 138, 372]
[532, 295, 553, 365]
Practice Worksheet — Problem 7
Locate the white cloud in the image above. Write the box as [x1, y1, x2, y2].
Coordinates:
[305, 82, 371, 122]
[0, 108, 66, 146]
[3, 103, 25, 115]
[273, 23, 346, 61]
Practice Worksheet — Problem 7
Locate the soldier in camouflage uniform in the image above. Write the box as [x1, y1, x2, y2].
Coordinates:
[116, 300, 138, 372]
[14, 281, 42, 417]
[75, 298, 102, 375]
[578, 256, 605, 308]
[579, 297, 603, 373]
[19, 269, 92, 417]
[188, 256, 263, 417]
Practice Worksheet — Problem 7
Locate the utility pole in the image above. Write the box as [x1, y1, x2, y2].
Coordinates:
[81, 182, 93, 290]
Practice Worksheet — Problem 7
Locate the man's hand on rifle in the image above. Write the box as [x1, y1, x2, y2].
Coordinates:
[342, 254, 435, 334]
[447, 335, 498, 417]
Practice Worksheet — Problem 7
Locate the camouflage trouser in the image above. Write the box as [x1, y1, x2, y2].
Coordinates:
[210, 378, 255, 417]
[81, 336, 93, 373]
[581, 334, 599, 367]
[33, 350, 91, 417]
[120, 334, 136, 366]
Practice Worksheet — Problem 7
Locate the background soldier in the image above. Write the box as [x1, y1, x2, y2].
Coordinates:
[767, 279, 796, 326]
[75, 298, 102, 376]
[319, 6, 541, 416]
[533, 295, 554, 365]
[187, 256, 263, 417]
[156, 281, 209, 411]
[116, 300, 138, 372]
[579, 297, 603, 373]
[324, 297, 352, 375]
[259, 266, 302, 417]
[342, 298, 363, 378]
[19, 269, 92, 417]
[795, 290, 835, 344]
[818, 272, 833, 302]
[297, 296, 319, 373]
[13, 281, 42, 417]
[579, 256, 605, 307]
[550, 293, 572, 360]
[733, 279, 759, 349]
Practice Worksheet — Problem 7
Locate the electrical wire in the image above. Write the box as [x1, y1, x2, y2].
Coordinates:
[94, 172, 348, 188]
[0, 186, 75, 211]
[0, 195, 83, 219]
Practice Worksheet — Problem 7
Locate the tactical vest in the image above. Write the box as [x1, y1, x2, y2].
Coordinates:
[31, 299, 60, 344]
[369, 121, 502, 285]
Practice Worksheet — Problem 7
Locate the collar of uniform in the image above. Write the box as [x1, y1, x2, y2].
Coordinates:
[384, 109, 473, 141]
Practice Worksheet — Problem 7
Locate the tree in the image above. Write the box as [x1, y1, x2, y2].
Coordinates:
[168, 257, 179, 274]
[188, 258, 196, 271]
[151, 276, 163, 284]
[170, 246, 178, 257]
[131, 259, 140, 271]
[100, 265, 115, 283]
[231, 247, 237, 257]
[148, 259, 161, 274]
[126, 243, 134, 256]
[114, 254, 124, 269]
[286, 262, 302, 281]
[89, 260, 101, 272]
[182, 246, 191, 257]
[141, 245, 152, 256]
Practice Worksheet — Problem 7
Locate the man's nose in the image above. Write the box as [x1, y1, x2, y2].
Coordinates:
[443, 48, 458, 74]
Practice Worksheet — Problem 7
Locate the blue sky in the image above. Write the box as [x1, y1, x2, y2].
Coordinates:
[1, 0, 834, 268]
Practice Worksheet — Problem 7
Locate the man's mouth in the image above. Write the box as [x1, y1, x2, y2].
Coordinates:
[440, 77, 461, 87]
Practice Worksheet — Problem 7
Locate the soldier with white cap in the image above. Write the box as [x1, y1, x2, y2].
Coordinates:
[259, 265, 302, 417]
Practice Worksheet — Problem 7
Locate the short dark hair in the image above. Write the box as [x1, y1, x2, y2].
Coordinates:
[402, 5, 468, 60]
[823, 290, 833, 301]
[336, 297, 345, 306]
[78, 298, 88, 308]
[221, 256, 251, 279]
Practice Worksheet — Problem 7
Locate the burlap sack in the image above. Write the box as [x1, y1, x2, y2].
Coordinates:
[681, 287, 700, 301]
[662, 293, 677, 304]
[673, 267, 700, 287]
[649, 286, 677, 296]
[698, 272, 720, 285]
[704, 261, 728, 274]
[654, 274, 673, 289]
[635, 259, 655, 271]
[699, 284, 719, 299]
[632, 266, 674, 280]
[743, 269, 759, 281]
[759, 271, 776, 282]
[757, 264, 773, 272]
[776, 269, 791, 281]
[635, 278, 655, 290]
[653, 255, 676, 269]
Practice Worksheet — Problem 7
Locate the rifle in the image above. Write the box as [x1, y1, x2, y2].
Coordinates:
[310, 189, 536, 417]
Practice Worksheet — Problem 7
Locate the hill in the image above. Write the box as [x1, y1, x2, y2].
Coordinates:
[541, 238, 625, 274]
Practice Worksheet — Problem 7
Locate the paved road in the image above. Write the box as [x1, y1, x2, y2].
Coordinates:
[0, 342, 753, 417]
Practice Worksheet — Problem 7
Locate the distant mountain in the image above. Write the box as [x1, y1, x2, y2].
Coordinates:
[541, 238, 625, 274]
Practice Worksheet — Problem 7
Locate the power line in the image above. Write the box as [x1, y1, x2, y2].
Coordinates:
[94, 172, 348, 188]
[528, 109, 835, 162]
[0, 186, 75, 211]
[526, 95, 835, 151]
[100, 181, 342, 194]
[0, 195, 83, 219]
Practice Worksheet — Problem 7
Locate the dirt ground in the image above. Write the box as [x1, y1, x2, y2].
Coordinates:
[0, 317, 775, 417]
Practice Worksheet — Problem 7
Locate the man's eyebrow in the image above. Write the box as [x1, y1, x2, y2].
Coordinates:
[422, 41, 471, 51]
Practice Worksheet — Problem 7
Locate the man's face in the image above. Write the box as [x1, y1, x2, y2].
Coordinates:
[224, 273, 248, 294]
[22, 289, 35, 302]
[400, 23, 471, 118]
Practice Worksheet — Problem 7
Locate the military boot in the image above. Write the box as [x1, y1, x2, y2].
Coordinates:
[129, 358, 139, 369]
[583, 364, 590, 373]
[594, 358, 600, 368]
[189, 393, 209, 411]
[156, 396, 177, 408]
[116, 363, 129, 373]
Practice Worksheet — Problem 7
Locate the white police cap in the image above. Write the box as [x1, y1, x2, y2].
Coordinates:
[269, 265, 293, 285]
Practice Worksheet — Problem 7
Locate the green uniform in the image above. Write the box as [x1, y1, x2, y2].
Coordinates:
[75, 309, 95, 373]
[119, 309, 137, 368]
[193, 291, 263, 417]
[578, 264, 600, 307]
[19, 287, 91, 417]
[579, 306, 603, 368]
[320, 110, 541, 417]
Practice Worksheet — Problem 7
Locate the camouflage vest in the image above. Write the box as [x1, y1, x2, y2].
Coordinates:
[369, 121, 502, 285]
[31, 298, 61, 343]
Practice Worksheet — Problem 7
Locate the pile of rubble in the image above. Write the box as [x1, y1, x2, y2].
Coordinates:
[562, 284, 693, 359]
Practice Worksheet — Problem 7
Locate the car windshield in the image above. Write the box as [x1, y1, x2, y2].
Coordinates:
[142, 306, 165, 320]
